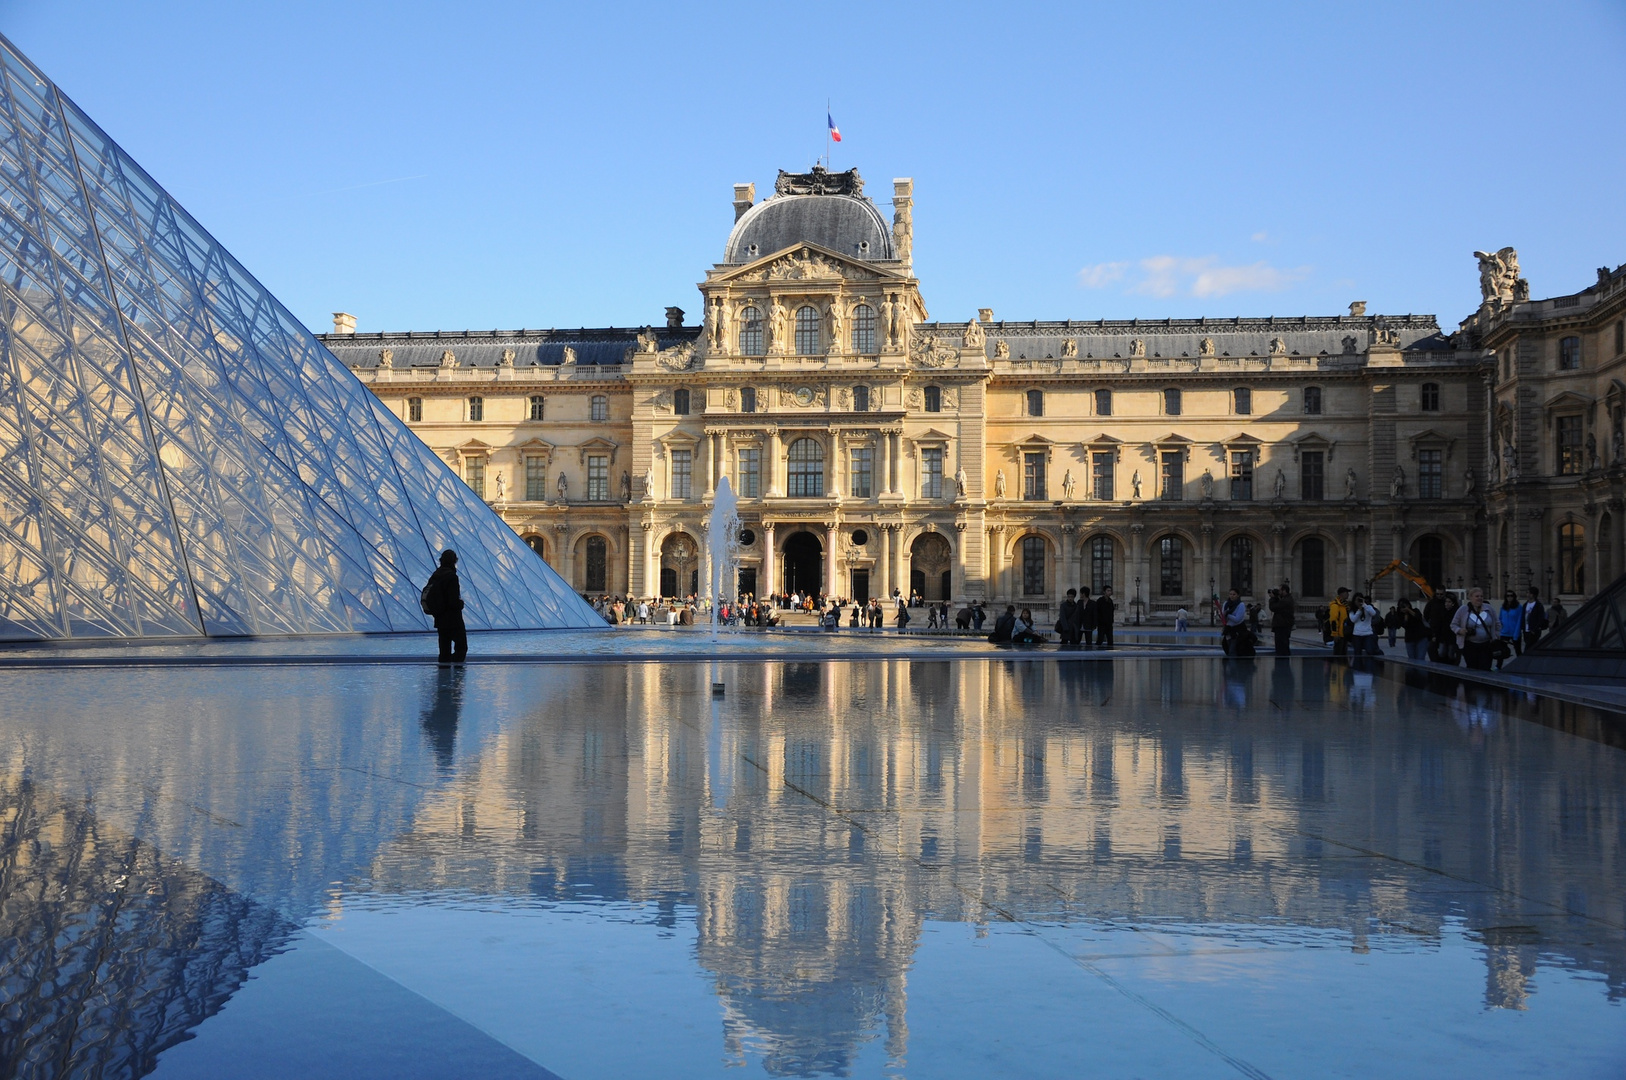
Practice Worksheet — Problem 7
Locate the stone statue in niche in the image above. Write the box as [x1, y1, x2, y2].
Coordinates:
[1345, 468, 1359, 499]
[1587, 432, 1600, 470]
[994, 339, 1010, 359]
[378, 348, 393, 368]
[955, 466, 968, 497]
[963, 318, 985, 349]
[1131, 470, 1142, 499]
[493, 471, 506, 504]
[888, 295, 908, 348]
[1390, 465, 1405, 498]
[769, 301, 789, 353]
[879, 297, 895, 348]
[621, 471, 631, 501]
[556, 472, 569, 502]
[1060, 339, 1078, 358]
[1061, 469, 1076, 500]
[1274, 468, 1287, 498]
[1464, 468, 1476, 495]
[994, 469, 1007, 498]
[643, 464, 655, 499]
[1200, 469, 1215, 498]
[1503, 439, 1519, 479]
[827, 303, 844, 350]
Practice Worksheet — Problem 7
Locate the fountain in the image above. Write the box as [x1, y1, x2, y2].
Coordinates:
[707, 475, 741, 644]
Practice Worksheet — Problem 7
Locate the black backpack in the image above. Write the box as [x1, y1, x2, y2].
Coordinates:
[420, 576, 443, 616]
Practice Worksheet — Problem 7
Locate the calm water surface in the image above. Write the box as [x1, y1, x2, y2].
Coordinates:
[1, 657, 1621, 1078]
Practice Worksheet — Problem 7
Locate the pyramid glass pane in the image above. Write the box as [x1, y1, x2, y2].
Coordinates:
[0, 34, 601, 640]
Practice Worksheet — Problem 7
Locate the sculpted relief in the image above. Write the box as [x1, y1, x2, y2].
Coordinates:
[910, 332, 957, 368]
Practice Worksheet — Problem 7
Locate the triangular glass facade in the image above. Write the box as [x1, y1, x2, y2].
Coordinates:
[0, 34, 601, 640]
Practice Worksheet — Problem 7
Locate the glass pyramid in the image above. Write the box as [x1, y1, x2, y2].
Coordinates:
[0, 34, 602, 640]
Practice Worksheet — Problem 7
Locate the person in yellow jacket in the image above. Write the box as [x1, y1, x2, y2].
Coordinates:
[1327, 586, 1352, 657]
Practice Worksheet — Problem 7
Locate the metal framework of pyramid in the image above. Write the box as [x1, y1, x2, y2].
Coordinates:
[0, 34, 601, 640]
[1503, 572, 1626, 683]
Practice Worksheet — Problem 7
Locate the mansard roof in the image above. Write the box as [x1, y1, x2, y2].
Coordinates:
[318, 326, 703, 369]
[929, 314, 1448, 362]
[724, 167, 895, 265]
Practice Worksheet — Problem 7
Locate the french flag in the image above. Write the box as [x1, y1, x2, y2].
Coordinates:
[828, 112, 841, 143]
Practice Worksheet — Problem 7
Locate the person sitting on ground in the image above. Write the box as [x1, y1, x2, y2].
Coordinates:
[988, 604, 1017, 644]
[1011, 608, 1047, 645]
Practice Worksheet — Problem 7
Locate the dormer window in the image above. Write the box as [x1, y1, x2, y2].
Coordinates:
[747, 243, 759, 258]
[857, 240, 870, 254]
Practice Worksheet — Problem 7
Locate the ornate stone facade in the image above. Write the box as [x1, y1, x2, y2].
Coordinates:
[321, 167, 1586, 619]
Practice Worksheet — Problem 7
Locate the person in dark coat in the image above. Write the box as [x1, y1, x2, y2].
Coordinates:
[426, 549, 467, 664]
[972, 602, 987, 631]
[1057, 589, 1081, 646]
[988, 605, 1017, 644]
[1094, 587, 1115, 648]
[1078, 586, 1098, 649]
[1268, 586, 1295, 656]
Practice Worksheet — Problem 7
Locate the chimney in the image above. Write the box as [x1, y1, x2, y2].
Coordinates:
[665, 306, 685, 330]
[892, 179, 914, 268]
[1348, 301, 1367, 317]
[733, 182, 755, 222]
[332, 311, 356, 335]
[978, 308, 994, 323]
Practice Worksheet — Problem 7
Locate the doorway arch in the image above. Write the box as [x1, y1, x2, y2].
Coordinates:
[910, 532, 953, 601]
[782, 531, 823, 596]
[660, 531, 699, 598]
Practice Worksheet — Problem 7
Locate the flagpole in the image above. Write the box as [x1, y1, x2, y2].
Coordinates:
[825, 98, 831, 168]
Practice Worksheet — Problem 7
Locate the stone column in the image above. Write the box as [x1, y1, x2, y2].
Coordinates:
[768, 427, 782, 497]
[879, 523, 892, 599]
[1344, 523, 1360, 593]
[555, 524, 573, 591]
[897, 529, 911, 599]
[825, 521, 838, 598]
[703, 431, 717, 499]
[987, 525, 1004, 602]
[1199, 522, 1215, 608]
[1062, 523, 1079, 593]
[763, 521, 777, 596]
[879, 431, 893, 496]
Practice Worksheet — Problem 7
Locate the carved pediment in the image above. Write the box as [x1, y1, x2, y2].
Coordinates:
[575, 436, 619, 465]
[1222, 432, 1262, 446]
[914, 427, 955, 444]
[454, 438, 492, 453]
[1086, 433, 1123, 446]
[515, 437, 555, 461]
[712, 242, 898, 285]
[1544, 390, 1594, 412]
[1154, 433, 1192, 445]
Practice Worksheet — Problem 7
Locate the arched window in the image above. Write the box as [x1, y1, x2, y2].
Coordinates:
[1420, 382, 1440, 411]
[738, 306, 764, 355]
[1416, 535, 1444, 590]
[1234, 387, 1252, 415]
[1303, 386, 1323, 415]
[1026, 389, 1044, 417]
[673, 388, 691, 415]
[529, 395, 544, 421]
[1088, 536, 1114, 595]
[1095, 389, 1112, 416]
[740, 386, 756, 413]
[591, 394, 608, 422]
[525, 534, 546, 558]
[923, 385, 942, 412]
[1228, 536, 1254, 596]
[407, 397, 422, 422]
[851, 304, 877, 354]
[853, 385, 870, 412]
[1163, 388, 1182, 416]
[1299, 537, 1325, 597]
[787, 438, 825, 498]
[795, 305, 820, 355]
[468, 396, 484, 422]
[1021, 535, 1046, 595]
[1158, 536, 1184, 596]
[1559, 336, 1582, 370]
[1560, 522, 1586, 593]
[585, 536, 608, 593]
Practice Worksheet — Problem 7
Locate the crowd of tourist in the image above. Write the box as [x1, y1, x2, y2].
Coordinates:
[1318, 584, 1564, 672]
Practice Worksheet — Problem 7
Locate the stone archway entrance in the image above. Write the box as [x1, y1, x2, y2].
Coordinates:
[660, 532, 699, 598]
[910, 532, 953, 601]
[782, 531, 823, 597]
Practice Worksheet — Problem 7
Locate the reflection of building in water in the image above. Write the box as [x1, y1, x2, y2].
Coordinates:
[0, 773, 291, 1078]
[360, 660, 1626, 1070]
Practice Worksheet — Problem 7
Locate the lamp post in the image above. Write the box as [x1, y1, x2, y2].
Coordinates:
[1133, 575, 1142, 625]
[1209, 576, 1216, 626]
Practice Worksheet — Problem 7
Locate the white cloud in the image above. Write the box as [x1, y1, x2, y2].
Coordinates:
[1078, 255, 1309, 299]
[1250, 231, 1270, 243]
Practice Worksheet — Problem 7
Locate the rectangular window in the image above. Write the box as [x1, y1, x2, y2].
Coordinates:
[1095, 389, 1112, 416]
[1300, 451, 1324, 501]
[1303, 387, 1322, 414]
[1418, 448, 1443, 498]
[525, 455, 547, 501]
[1420, 383, 1440, 411]
[922, 447, 944, 499]
[529, 395, 544, 421]
[1230, 450, 1254, 500]
[1300, 537, 1325, 597]
[924, 385, 942, 412]
[1160, 450, 1184, 501]
[1023, 451, 1046, 500]
[853, 385, 869, 412]
[1089, 537, 1113, 594]
[1158, 536, 1184, 597]
[1234, 387, 1251, 415]
[407, 397, 422, 422]
[1557, 415, 1583, 474]
[1022, 535, 1045, 596]
[850, 447, 872, 498]
[673, 388, 690, 415]
[464, 456, 485, 498]
[468, 396, 484, 422]
[587, 454, 609, 501]
[740, 386, 756, 413]
[1559, 336, 1582, 370]
[591, 395, 608, 421]
[1163, 388, 1182, 415]
[671, 449, 692, 499]
[1091, 451, 1114, 500]
[737, 447, 760, 498]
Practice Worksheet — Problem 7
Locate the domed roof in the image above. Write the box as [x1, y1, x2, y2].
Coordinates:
[724, 168, 895, 265]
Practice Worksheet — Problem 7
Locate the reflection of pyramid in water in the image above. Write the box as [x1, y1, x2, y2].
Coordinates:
[0, 35, 600, 639]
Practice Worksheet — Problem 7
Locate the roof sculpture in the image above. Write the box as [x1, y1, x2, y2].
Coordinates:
[0, 33, 602, 640]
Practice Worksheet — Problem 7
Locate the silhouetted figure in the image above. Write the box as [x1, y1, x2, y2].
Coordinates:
[421, 664, 465, 772]
[988, 605, 1017, 644]
[424, 549, 468, 663]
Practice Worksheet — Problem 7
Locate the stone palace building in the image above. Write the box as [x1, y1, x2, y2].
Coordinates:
[319, 166, 1624, 619]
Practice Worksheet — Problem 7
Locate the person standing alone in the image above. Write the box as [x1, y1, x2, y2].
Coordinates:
[424, 549, 467, 664]
[1268, 585, 1295, 656]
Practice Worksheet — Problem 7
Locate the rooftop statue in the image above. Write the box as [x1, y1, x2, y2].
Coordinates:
[1474, 247, 1524, 305]
[774, 165, 864, 196]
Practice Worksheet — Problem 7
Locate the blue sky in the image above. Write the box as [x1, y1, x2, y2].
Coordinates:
[4, 0, 1623, 334]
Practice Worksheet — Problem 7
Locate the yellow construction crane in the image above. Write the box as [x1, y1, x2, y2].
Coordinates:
[1369, 559, 1437, 599]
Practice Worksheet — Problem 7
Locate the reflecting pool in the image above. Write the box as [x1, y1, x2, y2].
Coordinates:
[1, 657, 1622, 1078]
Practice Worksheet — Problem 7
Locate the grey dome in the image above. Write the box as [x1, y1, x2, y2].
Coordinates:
[724, 193, 895, 264]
